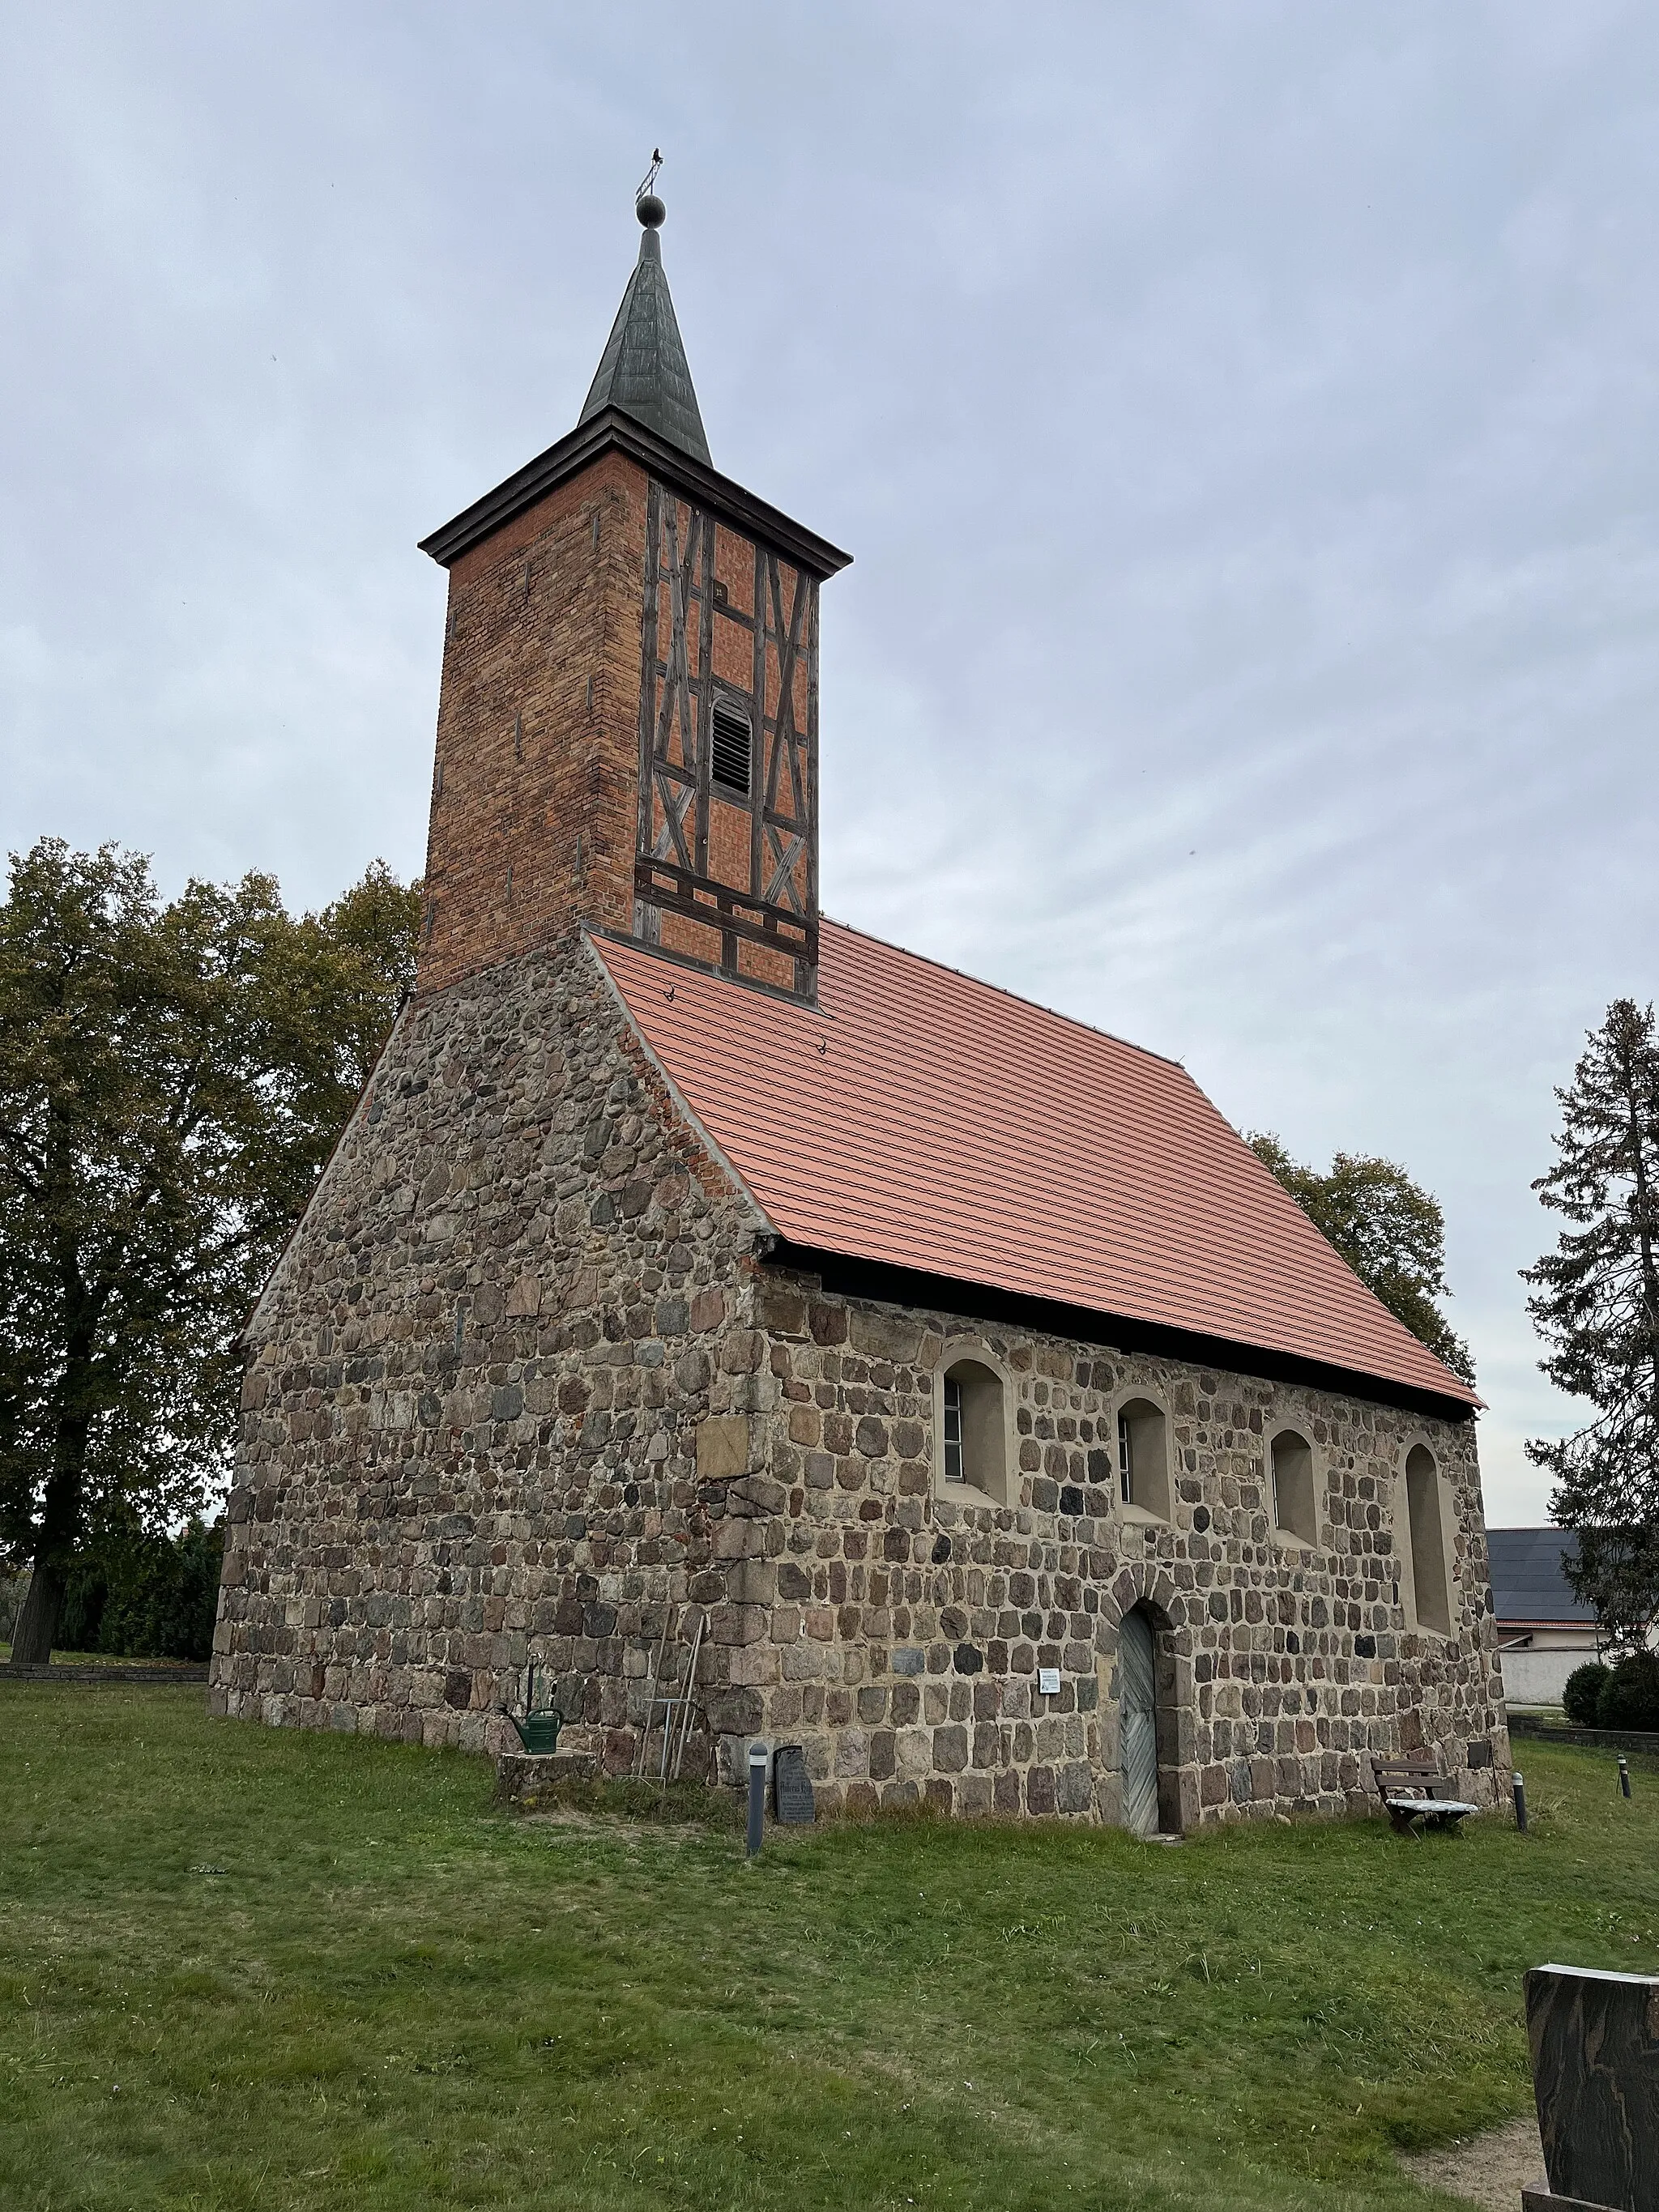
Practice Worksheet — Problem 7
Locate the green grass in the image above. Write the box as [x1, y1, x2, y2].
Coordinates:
[1, 1693, 1653, 2212]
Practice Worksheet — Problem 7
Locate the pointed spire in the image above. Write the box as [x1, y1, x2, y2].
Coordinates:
[578, 188, 711, 467]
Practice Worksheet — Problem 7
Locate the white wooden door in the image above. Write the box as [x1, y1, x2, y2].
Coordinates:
[1120, 1608, 1158, 1836]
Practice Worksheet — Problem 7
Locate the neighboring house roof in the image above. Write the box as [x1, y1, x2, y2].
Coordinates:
[593, 919, 1479, 1413]
[578, 218, 711, 467]
[1486, 1528, 1596, 1627]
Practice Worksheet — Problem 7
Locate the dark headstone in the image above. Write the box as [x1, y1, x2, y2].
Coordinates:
[1526, 1963, 1659, 2211]
[1467, 1737, 1493, 1768]
[773, 1744, 815, 1825]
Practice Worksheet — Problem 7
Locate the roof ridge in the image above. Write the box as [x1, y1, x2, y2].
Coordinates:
[818, 912, 1191, 1075]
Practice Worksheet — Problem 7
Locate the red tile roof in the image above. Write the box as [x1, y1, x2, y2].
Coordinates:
[594, 920, 1478, 1409]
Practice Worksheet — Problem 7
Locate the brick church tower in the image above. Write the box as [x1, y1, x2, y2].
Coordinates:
[416, 186, 848, 1005]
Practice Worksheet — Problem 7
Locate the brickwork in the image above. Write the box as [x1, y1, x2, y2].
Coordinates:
[212, 936, 1509, 1822]
[420, 451, 649, 995]
[420, 458, 821, 1005]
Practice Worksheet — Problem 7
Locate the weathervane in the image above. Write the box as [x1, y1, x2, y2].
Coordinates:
[636, 148, 663, 203]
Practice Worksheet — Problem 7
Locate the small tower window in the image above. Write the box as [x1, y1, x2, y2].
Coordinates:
[711, 700, 752, 797]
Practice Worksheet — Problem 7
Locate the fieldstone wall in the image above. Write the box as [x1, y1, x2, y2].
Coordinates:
[724, 1281, 1508, 1822]
[212, 934, 772, 1759]
[212, 933, 1509, 1824]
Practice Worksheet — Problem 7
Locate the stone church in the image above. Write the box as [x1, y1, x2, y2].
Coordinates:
[211, 189, 1510, 1828]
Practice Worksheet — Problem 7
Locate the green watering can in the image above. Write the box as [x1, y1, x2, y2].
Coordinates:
[504, 1663, 562, 1755]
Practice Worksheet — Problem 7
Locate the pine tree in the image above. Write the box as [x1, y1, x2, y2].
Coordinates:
[1524, 997, 1659, 1653]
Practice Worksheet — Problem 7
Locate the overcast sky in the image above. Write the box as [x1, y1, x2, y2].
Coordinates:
[4, 4, 1656, 1521]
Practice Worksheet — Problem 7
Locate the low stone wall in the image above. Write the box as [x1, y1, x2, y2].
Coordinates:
[2, 1664, 208, 1686]
[1508, 1714, 1659, 1758]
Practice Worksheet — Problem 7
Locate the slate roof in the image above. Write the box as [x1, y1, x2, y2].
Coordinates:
[1486, 1528, 1594, 1626]
[594, 920, 1480, 1413]
[578, 224, 711, 467]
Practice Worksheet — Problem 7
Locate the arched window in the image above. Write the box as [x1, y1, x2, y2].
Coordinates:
[1269, 1430, 1317, 1545]
[1405, 1444, 1452, 1635]
[1116, 1398, 1171, 1520]
[936, 1353, 1007, 1502]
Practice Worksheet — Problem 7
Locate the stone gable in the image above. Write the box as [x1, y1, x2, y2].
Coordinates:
[213, 935, 1508, 1823]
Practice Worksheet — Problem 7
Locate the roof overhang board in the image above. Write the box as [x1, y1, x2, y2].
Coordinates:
[419, 406, 853, 580]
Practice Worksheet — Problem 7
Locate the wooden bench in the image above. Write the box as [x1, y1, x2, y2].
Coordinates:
[1371, 1754, 1480, 1835]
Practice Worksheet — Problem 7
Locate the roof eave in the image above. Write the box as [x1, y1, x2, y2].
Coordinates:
[764, 1240, 1483, 1426]
[1495, 1617, 1599, 1630]
[418, 406, 853, 580]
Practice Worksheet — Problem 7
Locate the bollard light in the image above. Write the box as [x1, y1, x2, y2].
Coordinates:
[746, 1741, 768, 1859]
[1513, 1769, 1528, 1833]
[1619, 1755, 1632, 1801]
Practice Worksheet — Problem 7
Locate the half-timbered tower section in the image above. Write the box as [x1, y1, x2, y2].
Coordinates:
[211, 192, 1509, 1828]
[416, 198, 838, 1003]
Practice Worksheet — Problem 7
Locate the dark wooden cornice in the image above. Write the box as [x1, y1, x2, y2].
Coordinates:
[761, 1241, 1480, 1427]
[418, 405, 853, 579]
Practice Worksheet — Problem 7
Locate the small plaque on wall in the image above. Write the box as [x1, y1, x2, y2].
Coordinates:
[1038, 1667, 1061, 1696]
[773, 1744, 816, 1824]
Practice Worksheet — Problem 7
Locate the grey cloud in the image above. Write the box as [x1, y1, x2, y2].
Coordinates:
[4, 2, 1657, 1515]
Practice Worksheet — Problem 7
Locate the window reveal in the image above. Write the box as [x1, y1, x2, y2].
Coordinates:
[1116, 1399, 1171, 1519]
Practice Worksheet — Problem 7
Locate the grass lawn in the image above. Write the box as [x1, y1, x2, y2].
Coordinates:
[1, 1690, 1652, 2212]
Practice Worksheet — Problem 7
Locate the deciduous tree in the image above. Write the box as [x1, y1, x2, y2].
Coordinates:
[0, 841, 419, 1664]
[1247, 1133, 1473, 1383]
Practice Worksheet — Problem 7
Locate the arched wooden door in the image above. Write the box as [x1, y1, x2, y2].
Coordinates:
[1120, 1607, 1159, 1836]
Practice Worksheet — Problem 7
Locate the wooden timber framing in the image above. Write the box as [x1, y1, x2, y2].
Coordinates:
[633, 473, 821, 998]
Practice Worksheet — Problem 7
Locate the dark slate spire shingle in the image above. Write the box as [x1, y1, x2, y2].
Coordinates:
[578, 209, 711, 467]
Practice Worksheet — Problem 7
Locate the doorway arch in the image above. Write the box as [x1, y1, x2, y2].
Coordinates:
[1117, 1600, 1180, 1835]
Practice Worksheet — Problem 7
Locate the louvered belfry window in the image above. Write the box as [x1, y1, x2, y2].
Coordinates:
[711, 699, 752, 797]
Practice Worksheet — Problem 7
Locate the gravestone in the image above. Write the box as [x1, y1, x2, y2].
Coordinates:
[1523, 1963, 1659, 2212]
[772, 1744, 815, 1825]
